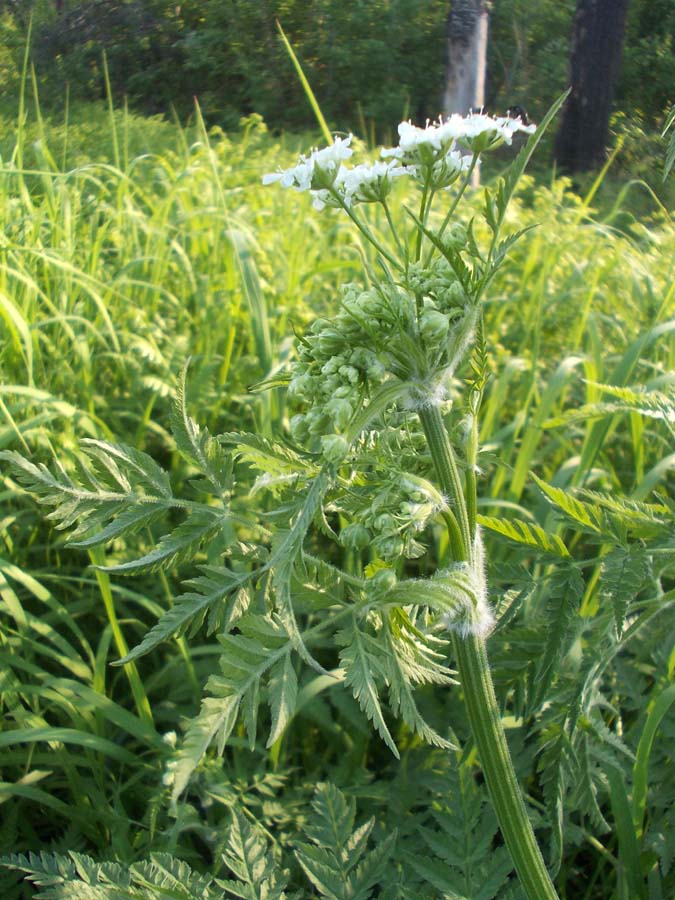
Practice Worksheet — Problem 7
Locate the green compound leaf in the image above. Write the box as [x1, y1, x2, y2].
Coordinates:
[266, 651, 299, 747]
[170, 615, 294, 803]
[294, 783, 397, 900]
[531, 473, 603, 534]
[599, 546, 651, 637]
[115, 566, 250, 665]
[98, 509, 225, 575]
[477, 513, 570, 558]
[218, 810, 290, 898]
[171, 362, 233, 497]
[337, 618, 398, 757]
[530, 564, 585, 711]
[0, 849, 227, 900]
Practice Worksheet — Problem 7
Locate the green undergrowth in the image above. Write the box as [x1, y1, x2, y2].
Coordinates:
[0, 98, 673, 899]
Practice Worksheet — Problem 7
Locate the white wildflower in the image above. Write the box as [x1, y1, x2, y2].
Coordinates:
[340, 161, 407, 204]
[381, 112, 536, 168]
[262, 134, 353, 196]
[458, 112, 536, 152]
[381, 118, 457, 165]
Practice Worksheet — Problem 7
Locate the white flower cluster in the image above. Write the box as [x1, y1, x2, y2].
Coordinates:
[263, 112, 536, 208]
[383, 112, 535, 165]
[263, 136, 406, 210]
[262, 135, 354, 193]
[313, 160, 408, 210]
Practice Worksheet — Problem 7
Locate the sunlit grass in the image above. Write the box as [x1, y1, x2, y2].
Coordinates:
[0, 93, 673, 898]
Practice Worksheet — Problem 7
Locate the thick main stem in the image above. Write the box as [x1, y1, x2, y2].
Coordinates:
[419, 404, 559, 900]
[454, 633, 559, 900]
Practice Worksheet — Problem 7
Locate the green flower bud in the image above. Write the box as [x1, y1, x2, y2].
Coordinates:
[338, 365, 360, 385]
[309, 411, 332, 435]
[320, 433, 350, 463]
[419, 308, 450, 343]
[326, 397, 353, 429]
[375, 535, 405, 560]
[373, 513, 397, 533]
[444, 281, 466, 308]
[340, 523, 370, 550]
[290, 414, 309, 442]
[371, 567, 397, 591]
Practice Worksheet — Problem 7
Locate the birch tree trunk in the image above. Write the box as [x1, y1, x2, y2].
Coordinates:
[443, 0, 489, 118]
[554, 0, 631, 172]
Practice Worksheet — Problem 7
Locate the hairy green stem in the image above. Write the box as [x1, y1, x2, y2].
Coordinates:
[419, 406, 471, 563]
[465, 412, 479, 541]
[453, 633, 559, 900]
[419, 404, 559, 900]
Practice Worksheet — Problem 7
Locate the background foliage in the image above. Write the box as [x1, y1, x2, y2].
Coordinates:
[0, 0, 673, 136]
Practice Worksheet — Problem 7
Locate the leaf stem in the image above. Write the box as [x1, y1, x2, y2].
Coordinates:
[418, 404, 559, 900]
[424, 152, 480, 267]
[381, 197, 405, 260]
[338, 199, 402, 271]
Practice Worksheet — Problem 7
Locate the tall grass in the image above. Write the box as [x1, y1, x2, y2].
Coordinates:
[0, 93, 673, 897]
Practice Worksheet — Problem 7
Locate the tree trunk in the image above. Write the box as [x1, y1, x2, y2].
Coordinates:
[443, 0, 489, 117]
[554, 0, 631, 172]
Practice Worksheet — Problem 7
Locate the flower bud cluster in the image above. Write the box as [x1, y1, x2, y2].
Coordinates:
[287, 284, 388, 449]
[340, 474, 447, 563]
[407, 247, 468, 313]
[287, 262, 479, 457]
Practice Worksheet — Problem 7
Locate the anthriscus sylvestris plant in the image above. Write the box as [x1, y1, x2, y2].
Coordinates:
[1, 97, 569, 898]
[260, 106, 563, 899]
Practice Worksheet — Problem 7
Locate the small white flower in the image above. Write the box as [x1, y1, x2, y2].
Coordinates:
[382, 118, 456, 165]
[381, 112, 536, 167]
[262, 135, 353, 198]
[340, 161, 407, 204]
[459, 112, 536, 152]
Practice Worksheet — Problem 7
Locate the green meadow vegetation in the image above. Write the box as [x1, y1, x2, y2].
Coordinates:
[0, 63, 674, 900]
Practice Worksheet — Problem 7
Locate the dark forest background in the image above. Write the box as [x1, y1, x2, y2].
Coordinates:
[0, 0, 672, 140]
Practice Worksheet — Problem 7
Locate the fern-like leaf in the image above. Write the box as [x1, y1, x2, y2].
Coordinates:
[599, 546, 651, 636]
[0, 849, 225, 899]
[171, 363, 232, 497]
[217, 810, 289, 899]
[294, 783, 396, 900]
[170, 615, 294, 802]
[337, 618, 398, 757]
[532, 474, 603, 534]
[100, 509, 224, 575]
[530, 565, 585, 711]
[116, 566, 251, 664]
[478, 513, 570, 558]
[405, 764, 514, 899]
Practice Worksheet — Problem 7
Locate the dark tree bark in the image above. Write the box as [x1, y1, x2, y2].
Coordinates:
[443, 0, 489, 118]
[554, 0, 631, 172]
